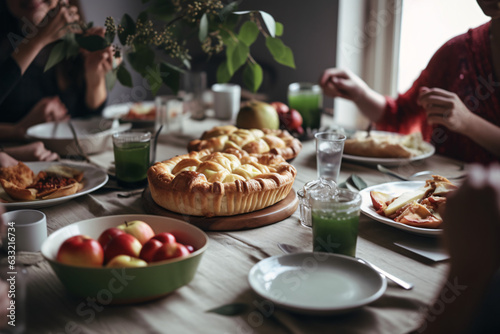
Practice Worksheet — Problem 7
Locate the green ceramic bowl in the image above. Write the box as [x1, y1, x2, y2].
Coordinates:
[41, 214, 208, 304]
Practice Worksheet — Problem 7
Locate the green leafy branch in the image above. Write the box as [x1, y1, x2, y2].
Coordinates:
[45, 0, 295, 95]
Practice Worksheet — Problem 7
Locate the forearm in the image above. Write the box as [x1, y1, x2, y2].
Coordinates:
[0, 124, 27, 141]
[85, 78, 107, 110]
[465, 114, 500, 158]
[355, 87, 387, 122]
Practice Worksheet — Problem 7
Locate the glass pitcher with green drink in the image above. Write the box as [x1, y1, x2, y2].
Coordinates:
[287, 82, 322, 132]
[310, 188, 361, 257]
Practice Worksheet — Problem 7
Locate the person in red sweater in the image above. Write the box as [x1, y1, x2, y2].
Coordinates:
[320, 0, 500, 164]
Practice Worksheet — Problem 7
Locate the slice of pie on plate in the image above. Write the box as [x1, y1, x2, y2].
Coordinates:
[148, 149, 297, 217]
[0, 162, 84, 201]
[344, 131, 428, 158]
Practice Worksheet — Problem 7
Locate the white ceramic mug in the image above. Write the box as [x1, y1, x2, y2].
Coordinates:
[212, 83, 241, 120]
[1, 210, 47, 252]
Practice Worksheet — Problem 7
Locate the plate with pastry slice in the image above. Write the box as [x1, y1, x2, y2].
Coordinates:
[0, 161, 108, 209]
[342, 131, 435, 166]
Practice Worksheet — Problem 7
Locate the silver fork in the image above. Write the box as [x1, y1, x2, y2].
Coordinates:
[68, 120, 91, 163]
[377, 164, 466, 182]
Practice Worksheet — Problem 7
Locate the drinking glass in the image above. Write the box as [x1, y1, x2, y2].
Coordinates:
[287, 82, 322, 131]
[310, 188, 361, 256]
[112, 131, 151, 188]
[297, 179, 337, 228]
[180, 71, 207, 120]
[315, 131, 346, 183]
[155, 95, 184, 134]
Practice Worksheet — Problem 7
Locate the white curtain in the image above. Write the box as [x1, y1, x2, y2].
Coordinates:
[333, 0, 402, 130]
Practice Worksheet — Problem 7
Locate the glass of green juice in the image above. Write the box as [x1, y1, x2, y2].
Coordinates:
[287, 82, 323, 132]
[310, 188, 361, 257]
[112, 131, 151, 188]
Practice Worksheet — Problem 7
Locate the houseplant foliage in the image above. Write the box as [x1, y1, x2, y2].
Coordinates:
[46, 0, 295, 94]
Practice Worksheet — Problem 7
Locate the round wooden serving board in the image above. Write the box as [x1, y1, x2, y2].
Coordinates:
[142, 187, 298, 231]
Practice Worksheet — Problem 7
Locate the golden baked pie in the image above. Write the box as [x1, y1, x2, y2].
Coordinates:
[147, 149, 297, 217]
[344, 132, 428, 158]
[187, 125, 302, 161]
[0, 163, 84, 201]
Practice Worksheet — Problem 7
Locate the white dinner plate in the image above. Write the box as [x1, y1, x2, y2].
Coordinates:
[359, 181, 442, 236]
[1, 162, 108, 209]
[342, 131, 435, 166]
[102, 101, 155, 125]
[248, 253, 386, 315]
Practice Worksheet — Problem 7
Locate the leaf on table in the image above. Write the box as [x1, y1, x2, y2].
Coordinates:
[337, 180, 348, 189]
[350, 174, 368, 190]
[206, 303, 249, 316]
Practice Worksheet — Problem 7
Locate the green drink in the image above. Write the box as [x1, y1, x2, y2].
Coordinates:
[310, 188, 361, 257]
[312, 211, 359, 256]
[288, 82, 322, 130]
[113, 132, 151, 187]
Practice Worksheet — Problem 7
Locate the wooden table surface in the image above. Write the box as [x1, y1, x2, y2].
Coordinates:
[4, 116, 466, 334]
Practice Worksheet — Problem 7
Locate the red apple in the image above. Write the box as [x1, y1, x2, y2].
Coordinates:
[185, 244, 195, 253]
[56, 235, 104, 268]
[117, 220, 155, 245]
[151, 242, 190, 262]
[270, 101, 289, 115]
[105, 255, 148, 268]
[104, 233, 142, 263]
[97, 228, 126, 249]
[152, 232, 176, 245]
[139, 238, 164, 263]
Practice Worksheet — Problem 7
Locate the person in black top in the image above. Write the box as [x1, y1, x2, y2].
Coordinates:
[0, 0, 114, 141]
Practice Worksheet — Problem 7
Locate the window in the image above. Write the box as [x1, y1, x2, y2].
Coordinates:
[397, 0, 489, 92]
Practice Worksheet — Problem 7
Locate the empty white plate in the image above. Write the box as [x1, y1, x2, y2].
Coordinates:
[248, 252, 387, 315]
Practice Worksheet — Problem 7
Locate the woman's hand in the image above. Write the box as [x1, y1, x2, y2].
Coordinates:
[81, 27, 116, 86]
[319, 68, 370, 101]
[16, 96, 69, 136]
[36, 1, 80, 46]
[319, 67, 386, 122]
[3, 142, 59, 162]
[417, 87, 478, 134]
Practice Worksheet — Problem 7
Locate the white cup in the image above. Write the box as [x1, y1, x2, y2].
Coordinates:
[212, 83, 241, 120]
[1, 210, 47, 252]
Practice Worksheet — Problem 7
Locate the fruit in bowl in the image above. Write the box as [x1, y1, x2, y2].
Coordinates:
[41, 215, 208, 304]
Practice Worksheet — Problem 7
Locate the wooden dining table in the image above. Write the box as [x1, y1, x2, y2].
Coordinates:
[8, 115, 464, 334]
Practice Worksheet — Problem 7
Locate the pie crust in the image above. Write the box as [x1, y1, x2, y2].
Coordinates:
[147, 149, 297, 217]
[187, 125, 302, 161]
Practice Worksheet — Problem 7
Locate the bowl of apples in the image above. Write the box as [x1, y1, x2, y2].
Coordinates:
[41, 214, 208, 304]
